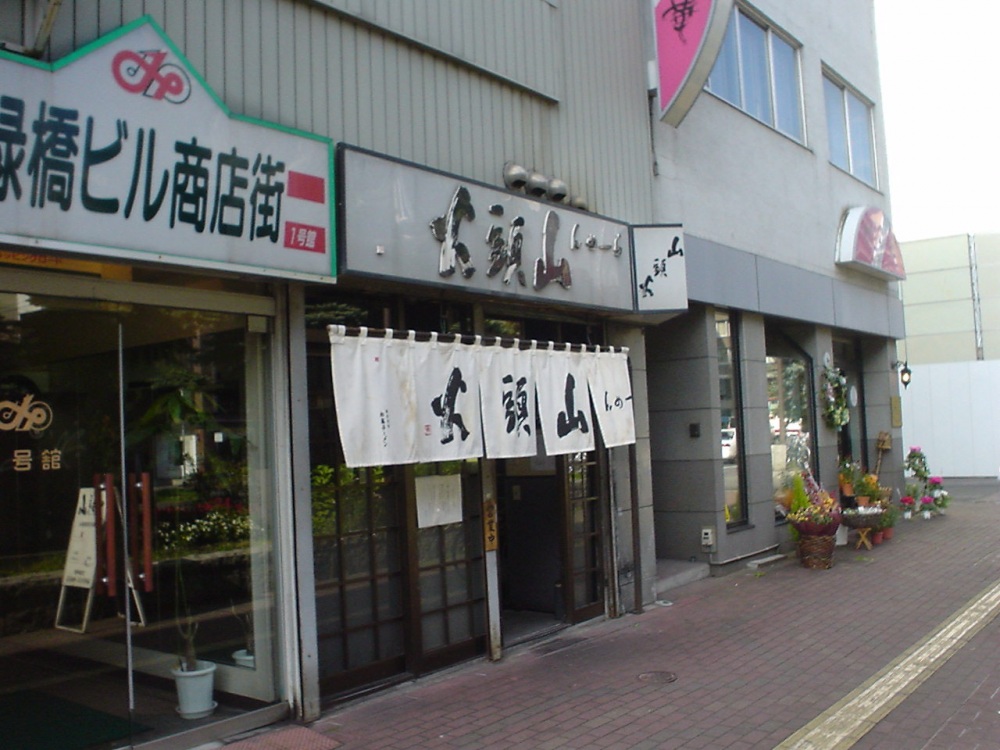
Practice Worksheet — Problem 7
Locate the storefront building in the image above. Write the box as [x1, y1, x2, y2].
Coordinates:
[645, 0, 907, 569]
[0, 3, 667, 747]
[0, 0, 908, 746]
[0, 16, 333, 749]
[304, 145, 681, 700]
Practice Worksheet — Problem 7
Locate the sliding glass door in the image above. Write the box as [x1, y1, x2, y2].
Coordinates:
[0, 287, 279, 747]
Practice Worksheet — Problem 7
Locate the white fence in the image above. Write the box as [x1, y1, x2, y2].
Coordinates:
[901, 360, 1000, 478]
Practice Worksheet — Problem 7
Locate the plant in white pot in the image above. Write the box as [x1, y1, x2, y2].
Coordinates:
[171, 561, 216, 719]
[231, 602, 255, 668]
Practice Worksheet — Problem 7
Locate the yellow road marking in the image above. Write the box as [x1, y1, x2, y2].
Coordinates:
[776, 579, 1000, 750]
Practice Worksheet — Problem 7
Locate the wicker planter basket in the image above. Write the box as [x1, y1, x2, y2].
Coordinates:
[840, 513, 883, 530]
[797, 534, 835, 569]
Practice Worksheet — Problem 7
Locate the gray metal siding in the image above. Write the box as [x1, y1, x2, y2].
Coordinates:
[8, 0, 651, 223]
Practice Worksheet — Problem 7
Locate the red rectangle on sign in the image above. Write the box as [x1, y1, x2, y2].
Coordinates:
[284, 223, 326, 253]
[287, 171, 325, 203]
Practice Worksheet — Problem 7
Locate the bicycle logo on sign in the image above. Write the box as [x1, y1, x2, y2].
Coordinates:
[112, 48, 192, 104]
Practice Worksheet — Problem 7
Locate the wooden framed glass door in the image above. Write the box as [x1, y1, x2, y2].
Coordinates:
[562, 450, 608, 623]
[312, 464, 408, 695]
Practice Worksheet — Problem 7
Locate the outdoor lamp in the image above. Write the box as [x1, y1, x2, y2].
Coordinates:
[899, 363, 912, 388]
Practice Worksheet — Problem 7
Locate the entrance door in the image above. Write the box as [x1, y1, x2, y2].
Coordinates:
[0, 289, 279, 748]
[496, 447, 608, 644]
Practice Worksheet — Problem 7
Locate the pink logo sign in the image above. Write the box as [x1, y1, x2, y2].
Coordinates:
[112, 48, 191, 103]
[653, 0, 732, 126]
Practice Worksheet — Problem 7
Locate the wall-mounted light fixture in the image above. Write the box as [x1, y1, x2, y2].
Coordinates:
[892, 361, 912, 389]
[500, 162, 582, 208]
[545, 178, 569, 203]
[502, 161, 529, 191]
[525, 171, 549, 197]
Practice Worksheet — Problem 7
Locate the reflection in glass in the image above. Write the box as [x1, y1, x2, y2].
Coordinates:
[716, 311, 745, 525]
[766, 334, 815, 521]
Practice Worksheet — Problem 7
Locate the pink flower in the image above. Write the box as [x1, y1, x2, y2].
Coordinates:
[920, 496, 934, 506]
[929, 476, 943, 486]
[909, 446, 921, 453]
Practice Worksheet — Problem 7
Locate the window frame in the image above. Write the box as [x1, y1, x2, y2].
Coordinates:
[823, 69, 878, 186]
[706, 5, 805, 143]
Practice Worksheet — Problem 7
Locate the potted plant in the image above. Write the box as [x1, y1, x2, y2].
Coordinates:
[854, 472, 881, 506]
[899, 495, 915, 520]
[786, 470, 840, 568]
[231, 602, 255, 668]
[774, 471, 795, 512]
[920, 495, 935, 519]
[879, 505, 899, 541]
[170, 560, 216, 719]
[838, 458, 859, 498]
[840, 505, 884, 533]
[928, 476, 950, 513]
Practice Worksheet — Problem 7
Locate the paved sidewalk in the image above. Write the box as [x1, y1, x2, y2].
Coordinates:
[246, 480, 1000, 749]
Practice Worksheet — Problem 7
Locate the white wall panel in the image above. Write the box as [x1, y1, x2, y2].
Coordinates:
[901, 361, 1000, 478]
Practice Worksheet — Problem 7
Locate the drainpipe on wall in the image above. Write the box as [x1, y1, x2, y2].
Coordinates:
[968, 233, 985, 360]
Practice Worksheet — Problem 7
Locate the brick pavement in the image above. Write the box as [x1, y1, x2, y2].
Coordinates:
[250, 480, 1000, 749]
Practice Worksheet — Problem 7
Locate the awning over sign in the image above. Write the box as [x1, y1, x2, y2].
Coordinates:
[328, 325, 636, 468]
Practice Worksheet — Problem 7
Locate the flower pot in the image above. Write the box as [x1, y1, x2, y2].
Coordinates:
[903, 510, 912, 520]
[883, 526, 894, 541]
[922, 510, 932, 520]
[856, 496, 870, 507]
[872, 530, 884, 545]
[232, 649, 256, 668]
[172, 659, 217, 719]
[797, 534, 835, 569]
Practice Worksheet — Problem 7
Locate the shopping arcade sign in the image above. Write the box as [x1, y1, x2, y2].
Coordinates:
[0, 17, 336, 281]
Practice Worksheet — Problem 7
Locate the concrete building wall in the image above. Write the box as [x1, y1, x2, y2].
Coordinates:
[651, 0, 889, 277]
[645, 0, 905, 567]
[901, 235, 977, 364]
[974, 235, 1000, 359]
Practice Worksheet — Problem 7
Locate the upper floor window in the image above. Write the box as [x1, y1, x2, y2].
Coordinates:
[706, 6, 803, 143]
[823, 73, 876, 186]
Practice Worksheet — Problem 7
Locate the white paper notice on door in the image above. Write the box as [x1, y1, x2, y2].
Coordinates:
[415, 474, 463, 528]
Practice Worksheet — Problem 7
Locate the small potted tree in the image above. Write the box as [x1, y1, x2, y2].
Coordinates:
[170, 561, 216, 719]
[231, 602, 255, 668]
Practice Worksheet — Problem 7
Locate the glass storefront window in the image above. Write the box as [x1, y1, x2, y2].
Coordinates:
[715, 311, 746, 526]
[833, 339, 865, 468]
[766, 328, 816, 517]
[0, 288, 280, 747]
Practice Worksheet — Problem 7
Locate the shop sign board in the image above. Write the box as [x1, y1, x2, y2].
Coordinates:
[338, 146, 636, 313]
[652, 0, 734, 126]
[835, 206, 906, 280]
[0, 17, 336, 281]
[632, 225, 688, 312]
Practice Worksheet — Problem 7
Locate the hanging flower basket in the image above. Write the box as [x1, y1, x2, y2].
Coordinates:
[822, 366, 849, 429]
